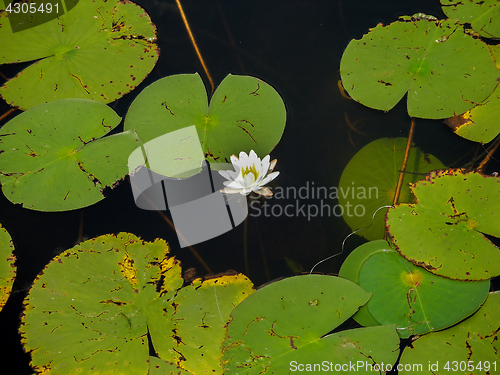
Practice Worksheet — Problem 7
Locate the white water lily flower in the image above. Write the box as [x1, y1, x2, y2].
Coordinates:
[218, 150, 279, 197]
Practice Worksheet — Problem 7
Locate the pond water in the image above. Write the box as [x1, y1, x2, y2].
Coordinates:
[0, 0, 498, 373]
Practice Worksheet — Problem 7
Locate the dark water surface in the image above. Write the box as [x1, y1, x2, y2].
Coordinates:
[0, 0, 498, 373]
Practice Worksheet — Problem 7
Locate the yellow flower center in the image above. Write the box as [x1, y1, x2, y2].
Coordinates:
[242, 163, 259, 181]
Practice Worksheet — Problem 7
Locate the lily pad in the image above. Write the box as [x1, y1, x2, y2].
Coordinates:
[148, 273, 255, 374]
[340, 240, 490, 338]
[387, 169, 500, 280]
[399, 291, 500, 374]
[444, 46, 500, 143]
[0, 0, 158, 109]
[441, 0, 500, 39]
[222, 274, 400, 373]
[340, 17, 499, 119]
[338, 138, 446, 240]
[0, 224, 16, 310]
[0, 99, 141, 211]
[124, 73, 286, 174]
[338, 240, 394, 327]
[21, 233, 254, 374]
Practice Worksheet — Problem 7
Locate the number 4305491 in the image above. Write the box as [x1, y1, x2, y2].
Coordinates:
[443, 361, 496, 372]
[5, 2, 59, 14]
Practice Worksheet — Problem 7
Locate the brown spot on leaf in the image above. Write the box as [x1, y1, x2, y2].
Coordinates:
[69, 73, 90, 94]
[378, 80, 393, 86]
[250, 83, 261, 96]
[413, 259, 439, 271]
[238, 126, 257, 143]
[100, 299, 127, 306]
[161, 102, 175, 116]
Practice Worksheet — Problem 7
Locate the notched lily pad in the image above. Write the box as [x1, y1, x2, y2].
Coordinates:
[444, 46, 500, 144]
[222, 275, 400, 373]
[0, 99, 141, 211]
[0, 0, 158, 109]
[340, 17, 499, 119]
[124, 73, 286, 173]
[149, 272, 255, 374]
[21, 233, 254, 374]
[387, 169, 500, 280]
[340, 240, 490, 338]
[399, 291, 500, 374]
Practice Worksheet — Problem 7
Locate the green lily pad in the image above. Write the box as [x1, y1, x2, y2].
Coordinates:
[338, 240, 395, 327]
[148, 273, 255, 374]
[338, 138, 446, 241]
[387, 169, 500, 280]
[441, 0, 500, 39]
[21, 233, 254, 374]
[0, 0, 158, 110]
[222, 274, 400, 373]
[444, 46, 500, 143]
[0, 224, 16, 310]
[399, 291, 500, 374]
[340, 17, 499, 119]
[341, 240, 490, 338]
[124, 73, 286, 174]
[0, 99, 141, 211]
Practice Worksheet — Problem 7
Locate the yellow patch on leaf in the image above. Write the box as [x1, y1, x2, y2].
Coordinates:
[119, 252, 138, 285]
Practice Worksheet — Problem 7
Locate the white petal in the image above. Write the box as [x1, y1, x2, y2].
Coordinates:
[268, 159, 277, 173]
[243, 172, 256, 187]
[220, 187, 242, 194]
[230, 154, 240, 166]
[224, 180, 243, 189]
[246, 151, 260, 167]
[238, 151, 249, 160]
[260, 171, 280, 186]
[254, 186, 273, 197]
[260, 155, 270, 175]
[218, 170, 233, 180]
[239, 188, 252, 196]
[227, 169, 241, 180]
[253, 173, 265, 186]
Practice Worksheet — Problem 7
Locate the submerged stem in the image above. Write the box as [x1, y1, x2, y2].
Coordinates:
[175, 0, 215, 94]
[477, 136, 500, 173]
[0, 108, 17, 122]
[392, 118, 416, 206]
